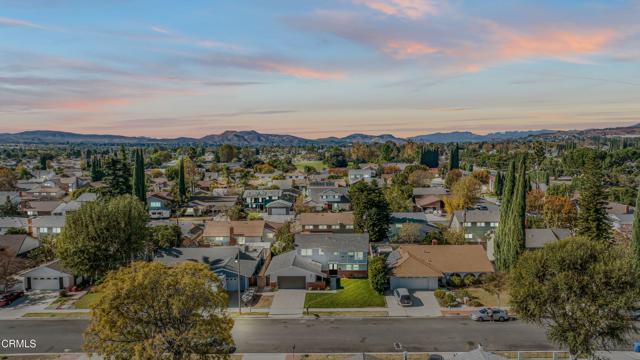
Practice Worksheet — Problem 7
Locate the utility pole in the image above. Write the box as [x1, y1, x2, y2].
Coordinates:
[237, 247, 242, 314]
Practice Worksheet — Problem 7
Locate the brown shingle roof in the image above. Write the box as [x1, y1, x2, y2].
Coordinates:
[390, 245, 494, 278]
[203, 220, 265, 238]
[299, 212, 354, 226]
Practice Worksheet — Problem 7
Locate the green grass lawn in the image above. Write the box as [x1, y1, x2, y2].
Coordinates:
[294, 160, 326, 171]
[304, 279, 386, 308]
[73, 291, 103, 309]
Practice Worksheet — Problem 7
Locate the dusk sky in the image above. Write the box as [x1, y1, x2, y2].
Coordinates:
[1, 0, 639, 138]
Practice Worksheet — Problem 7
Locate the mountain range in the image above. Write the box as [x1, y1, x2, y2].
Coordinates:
[0, 124, 637, 146]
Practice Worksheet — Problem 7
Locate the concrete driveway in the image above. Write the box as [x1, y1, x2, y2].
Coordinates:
[269, 290, 306, 317]
[386, 290, 441, 317]
[0, 290, 58, 319]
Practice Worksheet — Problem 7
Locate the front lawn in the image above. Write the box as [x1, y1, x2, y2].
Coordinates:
[294, 160, 326, 171]
[304, 279, 385, 308]
[73, 291, 103, 309]
[467, 287, 510, 307]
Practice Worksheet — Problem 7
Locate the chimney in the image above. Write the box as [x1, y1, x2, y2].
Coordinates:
[27, 217, 33, 236]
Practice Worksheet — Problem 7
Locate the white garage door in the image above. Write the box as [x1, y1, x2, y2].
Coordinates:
[29, 277, 62, 290]
[390, 277, 438, 290]
[270, 208, 288, 215]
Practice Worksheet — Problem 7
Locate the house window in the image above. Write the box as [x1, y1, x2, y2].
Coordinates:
[329, 263, 338, 270]
[331, 225, 340, 229]
[39, 228, 48, 233]
[304, 225, 313, 230]
[396, 224, 403, 228]
[236, 236, 246, 244]
[345, 264, 353, 271]
[150, 201, 162, 208]
[463, 222, 472, 227]
[490, 222, 499, 227]
[214, 236, 225, 241]
[354, 252, 364, 260]
[346, 225, 354, 230]
[301, 249, 313, 256]
[267, 233, 274, 239]
[465, 233, 473, 239]
[333, 252, 339, 256]
[52, 227, 61, 234]
[477, 222, 486, 227]
[318, 225, 327, 229]
[318, 249, 324, 255]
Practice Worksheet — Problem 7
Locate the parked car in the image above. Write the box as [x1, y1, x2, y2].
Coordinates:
[470, 307, 509, 322]
[0, 291, 25, 307]
[427, 355, 444, 360]
[393, 288, 413, 307]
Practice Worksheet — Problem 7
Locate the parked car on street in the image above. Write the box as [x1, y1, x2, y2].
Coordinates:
[0, 291, 25, 307]
[393, 288, 413, 307]
[470, 307, 509, 322]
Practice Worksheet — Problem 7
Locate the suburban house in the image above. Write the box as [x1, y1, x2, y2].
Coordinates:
[305, 184, 351, 211]
[154, 247, 264, 291]
[412, 187, 449, 213]
[243, 189, 292, 211]
[23, 260, 81, 291]
[149, 220, 204, 245]
[51, 192, 97, 216]
[386, 245, 494, 290]
[202, 220, 276, 246]
[23, 200, 63, 216]
[0, 217, 29, 235]
[388, 212, 438, 242]
[24, 185, 66, 200]
[611, 213, 634, 237]
[265, 250, 326, 289]
[265, 199, 293, 215]
[299, 212, 355, 233]
[0, 234, 40, 257]
[294, 233, 369, 277]
[348, 168, 376, 184]
[147, 192, 172, 219]
[186, 195, 238, 216]
[0, 191, 21, 207]
[487, 228, 572, 261]
[450, 209, 500, 243]
[284, 170, 307, 181]
[31, 216, 65, 239]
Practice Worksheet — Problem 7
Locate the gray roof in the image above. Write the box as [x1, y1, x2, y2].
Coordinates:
[462, 209, 500, 223]
[391, 212, 428, 222]
[154, 247, 260, 277]
[266, 250, 325, 277]
[0, 217, 29, 229]
[266, 199, 293, 208]
[295, 233, 369, 253]
[525, 228, 572, 248]
[613, 213, 634, 225]
[32, 215, 66, 228]
[243, 189, 282, 198]
[413, 187, 449, 196]
[307, 187, 349, 204]
[75, 193, 98, 202]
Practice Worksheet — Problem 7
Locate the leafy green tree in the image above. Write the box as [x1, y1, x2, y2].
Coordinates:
[84, 261, 234, 360]
[56, 195, 149, 280]
[0, 196, 19, 216]
[132, 149, 147, 205]
[4, 227, 27, 235]
[368, 256, 388, 294]
[631, 187, 640, 264]
[479, 272, 508, 307]
[417, 146, 439, 168]
[218, 144, 236, 163]
[576, 152, 612, 243]
[0, 167, 16, 191]
[325, 147, 348, 168]
[510, 237, 640, 358]
[349, 181, 390, 242]
[444, 169, 462, 189]
[271, 222, 295, 255]
[150, 225, 182, 249]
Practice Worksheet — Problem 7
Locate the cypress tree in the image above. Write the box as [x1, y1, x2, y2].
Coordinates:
[449, 144, 459, 170]
[501, 157, 527, 270]
[576, 153, 611, 243]
[631, 187, 640, 264]
[132, 149, 146, 205]
[178, 157, 187, 203]
[495, 172, 504, 198]
[494, 159, 516, 271]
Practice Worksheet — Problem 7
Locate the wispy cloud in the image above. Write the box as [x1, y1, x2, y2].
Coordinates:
[352, 0, 440, 19]
[0, 16, 47, 30]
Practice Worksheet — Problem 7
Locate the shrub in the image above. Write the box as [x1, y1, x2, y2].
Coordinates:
[453, 289, 470, 299]
[463, 274, 477, 287]
[448, 274, 463, 287]
[59, 290, 69, 297]
[443, 293, 458, 307]
[468, 299, 483, 307]
[434, 289, 446, 300]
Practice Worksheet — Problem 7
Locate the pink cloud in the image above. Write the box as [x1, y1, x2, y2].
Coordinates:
[49, 97, 130, 111]
[353, 0, 439, 19]
[261, 62, 345, 80]
[384, 40, 438, 59]
[0, 16, 47, 30]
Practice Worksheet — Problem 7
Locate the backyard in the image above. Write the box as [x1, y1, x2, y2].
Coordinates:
[304, 279, 386, 308]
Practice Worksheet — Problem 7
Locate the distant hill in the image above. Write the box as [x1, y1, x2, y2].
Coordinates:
[0, 124, 636, 145]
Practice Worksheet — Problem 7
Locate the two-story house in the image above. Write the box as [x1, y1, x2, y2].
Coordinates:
[348, 169, 376, 184]
[412, 187, 450, 213]
[305, 184, 351, 212]
[243, 189, 284, 211]
[294, 233, 369, 277]
[202, 220, 276, 247]
[450, 209, 500, 243]
[299, 212, 354, 233]
[147, 192, 172, 219]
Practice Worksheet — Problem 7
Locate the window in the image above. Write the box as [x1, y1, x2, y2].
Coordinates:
[39, 228, 48, 233]
[267, 233, 274, 239]
[318, 249, 324, 255]
[463, 222, 472, 227]
[301, 249, 313, 256]
[477, 222, 486, 227]
[465, 233, 473, 239]
[396, 224, 403, 228]
[354, 252, 364, 260]
[52, 227, 61, 234]
[215, 236, 225, 241]
[150, 201, 162, 208]
[331, 225, 340, 229]
[318, 225, 327, 229]
[490, 222, 499, 227]
[304, 225, 313, 230]
[236, 236, 246, 244]
[333, 252, 339, 256]
[345, 264, 353, 270]
[346, 225, 354, 230]
[329, 263, 338, 270]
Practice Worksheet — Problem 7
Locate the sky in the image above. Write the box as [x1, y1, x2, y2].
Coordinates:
[0, 0, 639, 139]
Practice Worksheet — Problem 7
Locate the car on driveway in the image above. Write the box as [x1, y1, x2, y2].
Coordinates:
[393, 288, 413, 307]
[0, 291, 25, 307]
[470, 307, 509, 322]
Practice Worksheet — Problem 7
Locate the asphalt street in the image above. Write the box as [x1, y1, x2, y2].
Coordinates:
[0, 317, 571, 354]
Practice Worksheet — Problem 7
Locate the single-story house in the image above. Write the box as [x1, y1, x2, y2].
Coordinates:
[154, 247, 264, 291]
[31, 216, 65, 239]
[387, 245, 494, 290]
[265, 250, 326, 289]
[294, 233, 369, 277]
[486, 228, 572, 261]
[202, 220, 275, 246]
[299, 212, 354, 233]
[23, 260, 81, 291]
[23, 201, 63, 216]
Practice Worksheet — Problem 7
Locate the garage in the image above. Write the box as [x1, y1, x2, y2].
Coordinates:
[277, 276, 306, 289]
[390, 276, 439, 290]
[27, 277, 63, 290]
[269, 207, 288, 215]
[22, 260, 78, 291]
